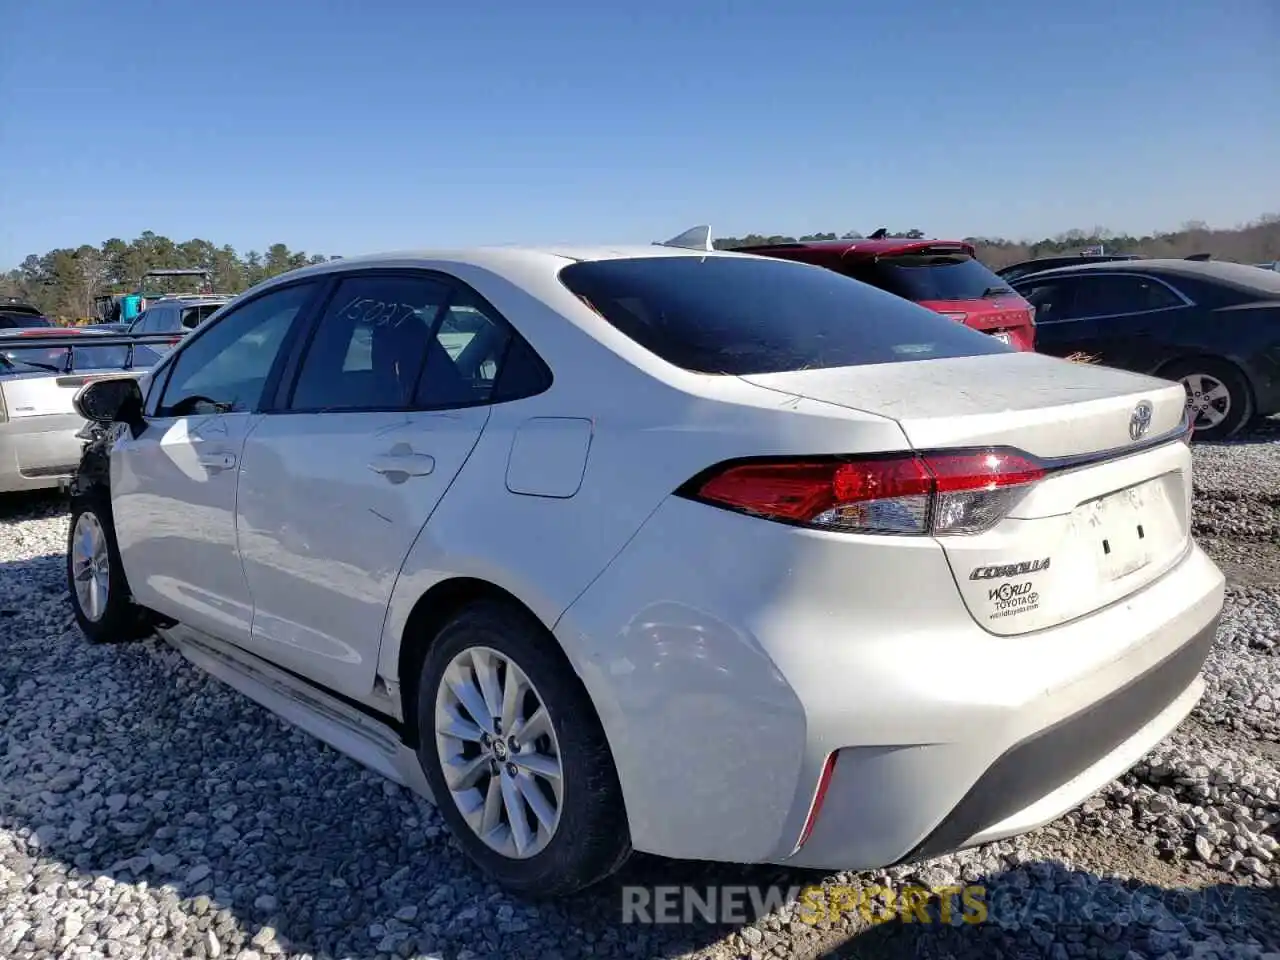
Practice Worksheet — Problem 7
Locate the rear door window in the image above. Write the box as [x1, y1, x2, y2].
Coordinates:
[558, 255, 1010, 375]
[288, 273, 454, 411]
[414, 287, 513, 408]
[1067, 276, 1184, 319]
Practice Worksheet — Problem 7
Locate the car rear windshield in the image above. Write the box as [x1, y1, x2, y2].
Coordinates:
[558, 255, 1010, 375]
[866, 254, 1013, 302]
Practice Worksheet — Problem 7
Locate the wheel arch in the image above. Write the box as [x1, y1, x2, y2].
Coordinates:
[394, 577, 614, 763]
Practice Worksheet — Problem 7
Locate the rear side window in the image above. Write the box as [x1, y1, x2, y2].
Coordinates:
[414, 287, 513, 408]
[1069, 276, 1184, 318]
[181, 304, 223, 329]
[848, 254, 1012, 302]
[558, 256, 1009, 375]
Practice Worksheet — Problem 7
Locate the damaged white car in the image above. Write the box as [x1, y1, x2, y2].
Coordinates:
[65, 235, 1225, 896]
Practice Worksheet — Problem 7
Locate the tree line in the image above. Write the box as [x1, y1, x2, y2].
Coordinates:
[1, 233, 338, 321]
[715, 214, 1280, 269]
[5, 215, 1278, 321]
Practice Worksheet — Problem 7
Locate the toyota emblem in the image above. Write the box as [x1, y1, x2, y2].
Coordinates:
[1129, 401, 1153, 441]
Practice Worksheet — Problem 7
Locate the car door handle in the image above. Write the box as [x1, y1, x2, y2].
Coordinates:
[368, 449, 435, 479]
[197, 452, 237, 470]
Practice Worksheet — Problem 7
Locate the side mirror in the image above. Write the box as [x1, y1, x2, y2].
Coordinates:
[73, 376, 145, 434]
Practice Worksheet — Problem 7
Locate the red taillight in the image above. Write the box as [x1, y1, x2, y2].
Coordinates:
[683, 449, 1045, 536]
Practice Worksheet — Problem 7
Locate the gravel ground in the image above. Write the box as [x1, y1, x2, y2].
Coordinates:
[1, 420, 1278, 960]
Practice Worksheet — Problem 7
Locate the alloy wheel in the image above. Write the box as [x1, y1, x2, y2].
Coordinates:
[71, 511, 110, 622]
[1180, 373, 1231, 431]
[433, 645, 564, 859]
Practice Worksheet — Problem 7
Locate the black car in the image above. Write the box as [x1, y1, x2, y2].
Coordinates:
[1012, 260, 1280, 439]
[0, 300, 54, 330]
[996, 254, 1144, 284]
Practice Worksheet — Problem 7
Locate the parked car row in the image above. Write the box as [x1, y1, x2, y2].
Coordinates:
[712, 231, 1279, 441]
[64, 236, 1224, 899]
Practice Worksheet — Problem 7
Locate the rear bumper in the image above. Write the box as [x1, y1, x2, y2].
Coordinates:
[0, 414, 85, 493]
[557, 495, 1225, 870]
[782, 545, 1221, 871]
[896, 612, 1213, 863]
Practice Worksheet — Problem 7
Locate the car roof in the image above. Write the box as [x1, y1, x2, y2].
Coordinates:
[248, 244, 753, 284]
[0, 300, 45, 316]
[729, 237, 977, 258]
[149, 297, 231, 307]
[1010, 258, 1280, 294]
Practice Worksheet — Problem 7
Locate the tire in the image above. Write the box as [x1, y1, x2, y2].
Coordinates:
[1160, 356, 1255, 441]
[66, 494, 153, 643]
[415, 600, 631, 896]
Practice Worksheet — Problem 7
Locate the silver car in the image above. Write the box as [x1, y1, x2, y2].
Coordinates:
[127, 295, 232, 337]
[0, 333, 167, 493]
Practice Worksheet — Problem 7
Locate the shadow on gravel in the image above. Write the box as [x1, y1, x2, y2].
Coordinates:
[1197, 414, 1280, 447]
[3, 551, 1279, 959]
[0, 488, 68, 522]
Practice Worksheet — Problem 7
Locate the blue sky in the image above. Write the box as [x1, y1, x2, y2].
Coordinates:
[1, 0, 1276, 267]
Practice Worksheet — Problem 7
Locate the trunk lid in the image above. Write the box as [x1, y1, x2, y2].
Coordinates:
[741, 352, 1194, 634]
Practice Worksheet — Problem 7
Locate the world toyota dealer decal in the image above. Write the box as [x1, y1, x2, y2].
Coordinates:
[969, 558, 1050, 620]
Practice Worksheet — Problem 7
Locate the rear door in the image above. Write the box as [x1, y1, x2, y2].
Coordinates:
[1015, 276, 1083, 356]
[111, 281, 321, 642]
[1058, 274, 1192, 371]
[234, 271, 505, 698]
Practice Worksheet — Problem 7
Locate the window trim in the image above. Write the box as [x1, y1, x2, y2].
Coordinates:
[150, 277, 326, 419]
[263, 267, 552, 416]
[1017, 272, 1194, 324]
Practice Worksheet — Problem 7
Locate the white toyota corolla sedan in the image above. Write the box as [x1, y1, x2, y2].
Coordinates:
[66, 230, 1225, 896]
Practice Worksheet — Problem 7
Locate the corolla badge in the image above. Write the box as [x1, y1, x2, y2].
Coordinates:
[1129, 401, 1153, 441]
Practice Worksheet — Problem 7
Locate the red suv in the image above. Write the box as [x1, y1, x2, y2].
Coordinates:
[729, 237, 1037, 352]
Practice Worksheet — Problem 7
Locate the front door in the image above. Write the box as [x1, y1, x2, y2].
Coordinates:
[235, 272, 510, 698]
[111, 280, 321, 643]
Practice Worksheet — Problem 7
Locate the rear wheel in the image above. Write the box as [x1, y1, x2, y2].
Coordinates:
[414, 600, 631, 896]
[66, 496, 154, 643]
[1161, 357, 1254, 441]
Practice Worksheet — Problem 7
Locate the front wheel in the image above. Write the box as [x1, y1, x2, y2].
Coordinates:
[66, 496, 153, 643]
[1161, 357, 1254, 441]
[415, 600, 631, 897]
